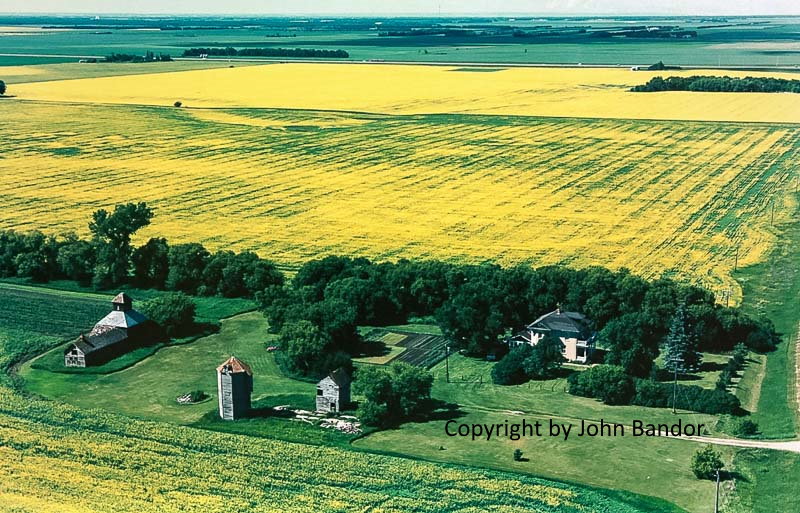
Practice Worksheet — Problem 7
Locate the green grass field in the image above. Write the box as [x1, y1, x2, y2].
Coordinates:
[0, 60, 262, 84]
[0, 380, 657, 513]
[19, 302, 697, 512]
[354, 353, 727, 513]
[0, 281, 108, 338]
[730, 450, 800, 513]
[11, 251, 798, 513]
[8, 287, 669, 512]
[3, 16, 800, 67]
[21, 311, 293, 423]
[734, 208, 800, 439]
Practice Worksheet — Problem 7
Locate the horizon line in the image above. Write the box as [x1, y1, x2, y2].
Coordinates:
[1, 12, 799, 17]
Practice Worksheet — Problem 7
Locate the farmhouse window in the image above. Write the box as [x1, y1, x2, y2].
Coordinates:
[316, 388, 323, 396]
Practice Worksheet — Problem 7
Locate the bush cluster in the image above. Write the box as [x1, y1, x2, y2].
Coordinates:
[567, 364, 741, 414]
[491, 335, 565, 385]
[716, 343, 748, 391]
[354, 363, 433, 428]
[139, 292, 197, 337]
[691, 445, 724, 480]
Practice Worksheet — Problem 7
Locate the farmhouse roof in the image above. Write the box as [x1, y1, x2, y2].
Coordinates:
[217, 356, 253, 376]
[69, 326, 128, 355]
[527, 309, 593, 337]
[326, 367, 352, 387]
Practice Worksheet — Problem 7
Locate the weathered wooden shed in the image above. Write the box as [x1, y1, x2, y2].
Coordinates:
[217, 356, 253, 420]
[316, 367, 351, 413]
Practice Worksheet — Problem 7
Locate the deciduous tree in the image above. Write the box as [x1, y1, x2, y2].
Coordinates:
[90, 202, 153, 289]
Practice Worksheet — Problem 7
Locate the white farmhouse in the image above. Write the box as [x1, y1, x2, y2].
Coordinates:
[508, 308, 596, 364]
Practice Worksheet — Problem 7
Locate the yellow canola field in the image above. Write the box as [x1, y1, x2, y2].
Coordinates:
[1, 102, 796, 301]
[10, 63, 800, 122]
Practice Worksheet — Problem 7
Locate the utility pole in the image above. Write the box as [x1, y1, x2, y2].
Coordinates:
[445, 344, 450, 383]
[720, 288, 732, 308]
[668, 356, 684, 414]
[714, 469, 721, 513]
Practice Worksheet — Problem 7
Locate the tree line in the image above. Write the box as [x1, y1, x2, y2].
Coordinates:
[105, 52, 173, 63]
[0, 203, 283, 298]
[182, 47, 349, 58]
[632, 75, 800, 93]
[258, 255, 778, 382]
[2, 208, 779, 417]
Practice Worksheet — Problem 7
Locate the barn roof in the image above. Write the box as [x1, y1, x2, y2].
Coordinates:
[94, 308, 148, 329]
[217, 356, 253, 375]
[527, 309, 593, 337]
[68, 326, 128, 355]
[327, 367, 351, 387]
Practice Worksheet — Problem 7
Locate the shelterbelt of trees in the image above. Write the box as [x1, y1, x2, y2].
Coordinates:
[181, 47, 350, 58]
[0, 203, 284, 297]
[1, 204, 778, 415]
[259, 255, 776, 379]
[105, 51, 173, 63]
[632, 75, 800, 93]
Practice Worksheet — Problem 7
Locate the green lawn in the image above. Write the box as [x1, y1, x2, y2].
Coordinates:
[20, 311, 305, 423]
[641, 352, 732, 391]
[729, 450, 800, 513]
[354, 354, 726, 513]
[734, 209, 800, 439]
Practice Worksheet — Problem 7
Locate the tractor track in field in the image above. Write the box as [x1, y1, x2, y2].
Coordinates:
[795, 321, 800, 417]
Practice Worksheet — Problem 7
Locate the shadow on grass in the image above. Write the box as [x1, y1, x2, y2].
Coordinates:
[721, 470, 749, 483]
[417, 399, 465, 423]
[655, 369, 704, 383]
[699, 361, 727, 373]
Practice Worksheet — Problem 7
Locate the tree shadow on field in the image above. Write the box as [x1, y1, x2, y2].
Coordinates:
[699, 361, 726, 373]
[655, 368, 702, 383]
[721, 470, 748, 483]
[415, 399, 465, 423]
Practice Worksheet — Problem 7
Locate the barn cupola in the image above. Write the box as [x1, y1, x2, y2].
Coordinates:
[112, 292, 133, 312]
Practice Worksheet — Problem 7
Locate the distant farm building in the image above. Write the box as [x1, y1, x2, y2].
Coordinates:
[508, 308, 596, 363]
[64, 293, 154, 367]
[316, 367, 351, 413]
[217, 356, 253, 420]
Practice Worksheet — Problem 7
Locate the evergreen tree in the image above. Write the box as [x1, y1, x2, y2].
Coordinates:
[663, 304, 703, 373]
